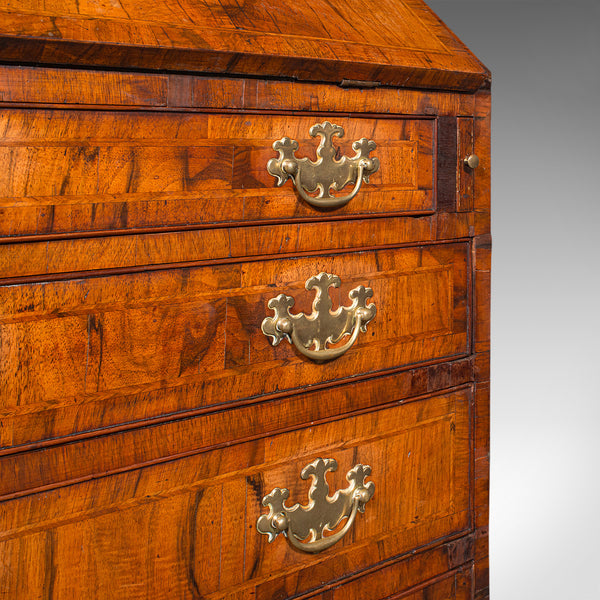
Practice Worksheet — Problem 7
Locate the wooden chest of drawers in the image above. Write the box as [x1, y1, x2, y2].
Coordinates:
[0, 1, 490, 598]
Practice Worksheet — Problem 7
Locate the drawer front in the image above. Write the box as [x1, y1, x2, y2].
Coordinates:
[0, 389, 472, 599]
[0, 109, 434, 239]
[0, 243, 469, 447]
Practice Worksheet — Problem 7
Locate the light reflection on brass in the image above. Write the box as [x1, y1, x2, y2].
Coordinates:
[267, 121, 379, 208]
[261, 272, 376, 362]
[464, 154, 480, 169]
[256, 458, 374, 554]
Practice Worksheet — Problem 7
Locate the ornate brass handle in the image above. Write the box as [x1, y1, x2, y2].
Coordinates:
[257, 458, 374, 554]
[261, 272, 376, 361]
[267, 121, 380, 208]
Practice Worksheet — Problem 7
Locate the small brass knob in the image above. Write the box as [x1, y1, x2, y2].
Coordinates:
[276, 317, 293, 335]
[272, 513, 289, 532]
[464, 154, 480, 169]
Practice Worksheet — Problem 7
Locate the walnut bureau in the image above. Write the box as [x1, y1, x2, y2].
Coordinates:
[0, 2, 491, 599]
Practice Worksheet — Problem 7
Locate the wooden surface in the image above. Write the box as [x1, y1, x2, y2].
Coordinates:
[0, 367, 474, 498]
[1, 243, 469, 448]
[0, 65, 477, 113]
[0, 110, 434, 240]
[0, 11, 490, 596]
[473, 88, 491, 600]
[0, 0, 489, 91]
[0, 390, 471, 599]
[313, 563, 473, 600]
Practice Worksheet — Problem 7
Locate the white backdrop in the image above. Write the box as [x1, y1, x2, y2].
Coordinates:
[426, 2, 600, 598]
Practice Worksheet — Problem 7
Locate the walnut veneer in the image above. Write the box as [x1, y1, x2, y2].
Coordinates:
[0, 2, 491, 599]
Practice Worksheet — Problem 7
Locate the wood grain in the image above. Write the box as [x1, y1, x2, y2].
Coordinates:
[0, 66, 478, 115]
[472, 88, 491, 600]
[1, 355, 473, 452]
[458, 117, 475, 213]
[1, 218, 446, 279]
[0, 109, 434, 239]
[0, 243, 470, 448]
[0, 380, 474, 500]
[0, 390, 471, 599]
[0, 7, 491, 596]
[0, 1, 489, 91]
[310, 564, 473, 600]
[436, 116, 458, 212]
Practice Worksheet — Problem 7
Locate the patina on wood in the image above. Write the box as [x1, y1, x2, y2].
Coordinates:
[0, 1, 490, 598]
[0, 390, 471, 599]
[0, 0, 489, 90]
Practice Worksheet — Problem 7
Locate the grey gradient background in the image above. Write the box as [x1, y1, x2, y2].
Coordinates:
[425, 1, 600, 598]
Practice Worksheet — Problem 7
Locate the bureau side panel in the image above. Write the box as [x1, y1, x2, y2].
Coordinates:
[472, 88, 491, 600]
[310, 564, 473, 600]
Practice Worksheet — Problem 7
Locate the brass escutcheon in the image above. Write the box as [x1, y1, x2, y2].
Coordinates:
[261, 272, 376, 361]
[267, 121, 380, 208]
[256, 458, 374, 554]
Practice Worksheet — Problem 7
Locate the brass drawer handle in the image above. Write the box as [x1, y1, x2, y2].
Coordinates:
[257, 458, 374, 554]
[261, 272, 376, 362]
[267, 121, 380, 208]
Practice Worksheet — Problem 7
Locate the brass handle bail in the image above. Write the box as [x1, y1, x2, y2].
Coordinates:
[267, 121, 380, 208]
[257, 458, 374, 553]
[261, 272, 376, 362]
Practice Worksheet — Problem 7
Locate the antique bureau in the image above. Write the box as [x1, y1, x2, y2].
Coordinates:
[0, 1, 491, 599]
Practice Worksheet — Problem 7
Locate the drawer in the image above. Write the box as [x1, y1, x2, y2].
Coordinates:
[0, 108, 434, 239]
[0, 388, 472, 599]
[0, 243, 470, 447]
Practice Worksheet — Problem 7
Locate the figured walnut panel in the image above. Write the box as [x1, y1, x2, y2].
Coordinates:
[1, 356, 473, 451]
[0, 65, 169, 106]
[0, 1, 489, 90]
[0, 109, 434, 239]
[0, 390, 471, 600]
[0, 381, 479, 500]
[0, 215, 475, 279]
[0, 243, 469, 447]
[0, 66, 475, 116]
